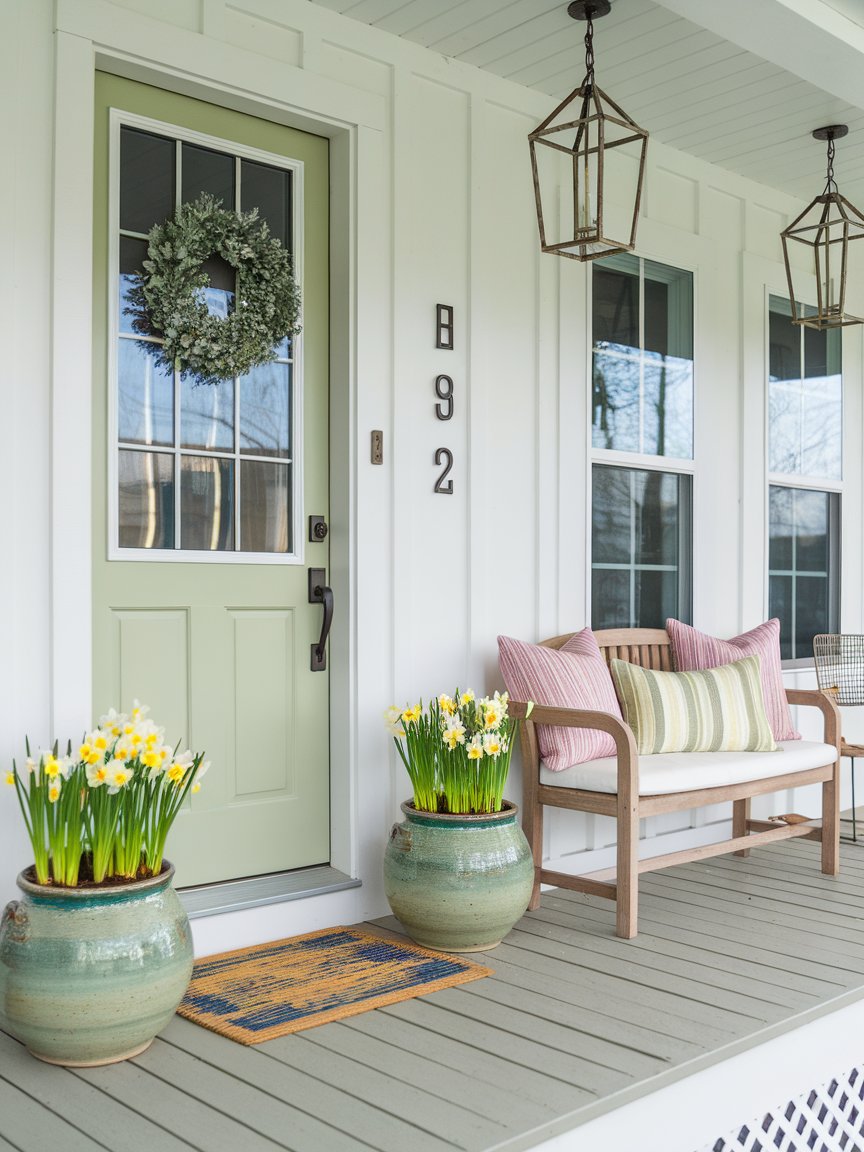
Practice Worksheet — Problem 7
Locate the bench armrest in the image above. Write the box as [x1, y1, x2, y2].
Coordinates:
[510, 701, 638, 798]
[785, 687, 841, 752]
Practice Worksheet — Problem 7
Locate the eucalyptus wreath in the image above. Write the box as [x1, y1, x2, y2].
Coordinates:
[126, 193, 301, 386]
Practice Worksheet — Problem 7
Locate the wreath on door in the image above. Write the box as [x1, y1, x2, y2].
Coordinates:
[125, 193, 301, 386]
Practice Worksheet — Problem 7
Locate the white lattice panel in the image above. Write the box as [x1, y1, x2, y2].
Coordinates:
[701, 1065, 864, 1152]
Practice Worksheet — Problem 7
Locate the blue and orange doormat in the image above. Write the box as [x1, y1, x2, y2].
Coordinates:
[177, 926, 490, 1043]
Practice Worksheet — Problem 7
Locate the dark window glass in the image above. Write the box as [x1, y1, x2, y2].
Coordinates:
[240, 460, 291, 553]
[118, 451, 174, 549]
[591, 465, 691, 629]
[644, 259, 693, 361]
[768, 299, 798, 382]
[182, 143, 235, 210]
[592, 264, 638, 354]
[180, 456, 234, 550]
[120, 128, 175, 234]
[769, 574, 794, 661]
[241, 160, 291, 248]
[643, 277, 668, 357]
[768, 485, 838, 660]
[591, 568, 631, 632]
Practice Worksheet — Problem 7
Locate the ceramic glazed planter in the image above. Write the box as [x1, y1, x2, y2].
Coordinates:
[383, 800, 534, 952]
[0, 862, 193, 1066]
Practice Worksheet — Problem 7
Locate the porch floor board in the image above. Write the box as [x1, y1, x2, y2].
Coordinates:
[5, 840, 864, 1152]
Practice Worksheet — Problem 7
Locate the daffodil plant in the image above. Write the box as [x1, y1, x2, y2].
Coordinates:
[385, 691, 531, 814]
[6, 703, 208, 886]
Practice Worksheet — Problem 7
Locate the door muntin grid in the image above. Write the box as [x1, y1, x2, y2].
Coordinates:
[110, 114, 303, 562]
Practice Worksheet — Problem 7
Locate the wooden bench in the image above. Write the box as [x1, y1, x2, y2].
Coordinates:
[511, 627, 841, 939]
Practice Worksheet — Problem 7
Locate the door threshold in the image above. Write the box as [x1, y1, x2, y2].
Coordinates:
[178, 865, 361, 919]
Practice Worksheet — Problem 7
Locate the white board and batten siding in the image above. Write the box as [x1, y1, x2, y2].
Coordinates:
[1, 0, 864, 983]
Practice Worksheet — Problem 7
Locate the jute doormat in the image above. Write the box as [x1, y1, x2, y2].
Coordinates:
[176, 926, 490, 1044]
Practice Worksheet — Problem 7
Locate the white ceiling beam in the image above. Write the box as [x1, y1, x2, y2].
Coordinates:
[652, 0, 864, 111]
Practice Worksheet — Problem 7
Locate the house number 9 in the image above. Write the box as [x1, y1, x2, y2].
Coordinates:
[435, 375, 454, 420]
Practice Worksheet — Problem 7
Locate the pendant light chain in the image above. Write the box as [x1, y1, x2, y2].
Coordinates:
[584, 14, 595, 92]
[826, 134, 837, 194]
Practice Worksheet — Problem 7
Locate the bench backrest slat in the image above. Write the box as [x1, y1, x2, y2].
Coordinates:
[541, 627, 672, 672]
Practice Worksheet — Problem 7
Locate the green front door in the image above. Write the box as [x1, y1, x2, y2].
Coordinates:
[92, 74, 331, 887]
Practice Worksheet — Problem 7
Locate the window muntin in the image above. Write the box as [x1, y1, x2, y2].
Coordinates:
[767, 295, 841, 659]
[769, 486, 839, 660]
[114, 123, 298, 558]
[591, 465, 692, 630]
[592, 255, 693, 459]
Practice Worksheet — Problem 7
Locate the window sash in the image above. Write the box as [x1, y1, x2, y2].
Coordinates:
[591, 464, 693, 630]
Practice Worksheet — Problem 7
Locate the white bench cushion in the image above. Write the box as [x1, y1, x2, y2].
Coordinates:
[539, 740, 836, 796]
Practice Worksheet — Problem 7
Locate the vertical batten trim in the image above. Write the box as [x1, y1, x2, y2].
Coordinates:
[467, 91, 485, 685]
[389, 63, 408, 817]
[52, 31, 95, 738]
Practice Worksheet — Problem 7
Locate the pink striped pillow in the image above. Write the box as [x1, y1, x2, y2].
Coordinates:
[666, 618, 800, 742]
[497, 630, 623, 770]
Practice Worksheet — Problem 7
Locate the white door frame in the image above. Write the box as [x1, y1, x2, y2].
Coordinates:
[50, 0, 388, 916]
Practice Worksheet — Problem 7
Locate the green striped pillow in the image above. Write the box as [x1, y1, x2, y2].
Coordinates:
[609, 655, 778, 755]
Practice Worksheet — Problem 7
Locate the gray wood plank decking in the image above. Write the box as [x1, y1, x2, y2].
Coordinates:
[4, 839, 864, 1152]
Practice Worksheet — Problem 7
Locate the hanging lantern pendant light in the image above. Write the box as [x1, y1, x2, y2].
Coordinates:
[529, 0, 648, 262]
[781, 125, 864, 329]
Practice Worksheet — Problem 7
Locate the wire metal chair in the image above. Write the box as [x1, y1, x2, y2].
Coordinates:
[813, 634, 864, 841]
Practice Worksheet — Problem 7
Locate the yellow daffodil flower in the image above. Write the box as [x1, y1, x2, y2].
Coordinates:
[483, 706, 502, 730]
[107, 764, 133, 794]
[483, 733, 503, 758]
[5, 771, 15, 786]
[85, 763, 109, 787]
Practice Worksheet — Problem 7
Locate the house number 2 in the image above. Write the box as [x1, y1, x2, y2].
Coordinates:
[434, 305, 455, 495]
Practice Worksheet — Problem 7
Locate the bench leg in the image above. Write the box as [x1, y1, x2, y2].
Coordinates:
[616, 794, 639, 939]
[822, 769, 840, 876]
[522, 767, 543, 912]
[733, 797, 751, 857]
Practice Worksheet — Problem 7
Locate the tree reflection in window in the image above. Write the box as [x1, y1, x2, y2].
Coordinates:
[592, 255, 693, 459]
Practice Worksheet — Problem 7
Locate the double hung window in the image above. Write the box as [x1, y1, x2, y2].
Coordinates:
[591, 254, 694, 629]
[767, 296, 841, 659]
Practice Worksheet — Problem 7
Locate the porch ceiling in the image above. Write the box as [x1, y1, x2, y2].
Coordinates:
[308, 0, 864, 206]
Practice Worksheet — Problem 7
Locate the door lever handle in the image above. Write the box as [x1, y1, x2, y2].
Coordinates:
[308, 568, 333, 672]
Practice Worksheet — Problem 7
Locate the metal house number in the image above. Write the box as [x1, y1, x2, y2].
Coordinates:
[434, 307, 454, 494]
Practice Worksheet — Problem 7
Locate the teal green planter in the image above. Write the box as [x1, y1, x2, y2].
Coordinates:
[0, 862, 193, 1066]
[383, 801, 534, 952]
